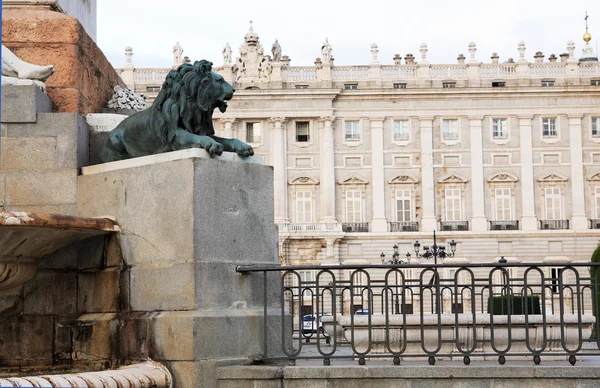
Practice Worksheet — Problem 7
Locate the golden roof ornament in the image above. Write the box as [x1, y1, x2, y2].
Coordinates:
[584, 11, 592, 43]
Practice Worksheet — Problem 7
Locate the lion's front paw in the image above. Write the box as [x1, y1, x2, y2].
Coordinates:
[196, 136, 224, 156]
[231, 139, 254, 157]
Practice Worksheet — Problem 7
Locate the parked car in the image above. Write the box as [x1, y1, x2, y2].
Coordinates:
[354, 308, 370, 315]
[302, 313, 331, 343]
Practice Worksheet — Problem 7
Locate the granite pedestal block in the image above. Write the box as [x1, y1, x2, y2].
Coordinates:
[77, 150, 283, 388]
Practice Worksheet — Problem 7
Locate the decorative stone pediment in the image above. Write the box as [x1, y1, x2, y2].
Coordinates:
[231, 25, 273, 83]
[487, 172, 519, 183]
[536, 172, 568, 182]
[388, 175, 418, 184]
[587, 172, 600, 181]
[438, 173, 468, 184]
[338, 175, 369, 185]
[289, 176, 319, 185]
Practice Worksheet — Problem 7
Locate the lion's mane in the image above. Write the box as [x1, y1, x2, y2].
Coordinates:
[152, 60, 227, 141]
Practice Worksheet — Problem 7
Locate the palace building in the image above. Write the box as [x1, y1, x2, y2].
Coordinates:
[115, 25, 600, 276]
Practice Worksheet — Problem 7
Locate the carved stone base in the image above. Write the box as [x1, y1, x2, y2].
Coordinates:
[0, 256, 37, 292]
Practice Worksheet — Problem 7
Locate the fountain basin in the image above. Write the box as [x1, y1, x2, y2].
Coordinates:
[0, 212, 119, 292]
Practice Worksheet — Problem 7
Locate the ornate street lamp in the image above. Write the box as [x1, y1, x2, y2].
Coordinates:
[380, 244, 412, 314]
[380, 244, 411, 265]
[412, 231, 458, 313]
[412, 231, 457, 265]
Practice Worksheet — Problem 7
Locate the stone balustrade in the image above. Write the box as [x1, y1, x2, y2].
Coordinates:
[119, 61, 600, 89]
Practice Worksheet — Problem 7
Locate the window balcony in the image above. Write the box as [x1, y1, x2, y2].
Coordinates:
[489, 220, 520, 230]
[539, 220, 569, 230]
[389, 221, 419, 232]
[342, 222, 370, 233]
[590, 219, 600, 229]
[440, 221, 469, 231]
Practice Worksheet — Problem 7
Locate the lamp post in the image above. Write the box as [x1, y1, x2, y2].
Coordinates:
[412, 231, 458, 313]
[380, 244, 412, 314]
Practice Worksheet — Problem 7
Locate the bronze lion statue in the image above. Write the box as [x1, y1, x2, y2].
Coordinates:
[100, 60, 253, 163]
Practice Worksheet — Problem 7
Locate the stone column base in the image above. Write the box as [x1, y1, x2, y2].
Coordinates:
[421, 217, 437, 232]
[470, 216, 488, 232]
[371, 218, 388, 232]
[521, 216, 539, 231]
[571, 215, 589, 231]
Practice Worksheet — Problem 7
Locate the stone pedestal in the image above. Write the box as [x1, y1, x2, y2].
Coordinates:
[77, 151, 283, 388]
[1, 85, 89, 216]
[2, 8, 125, 115]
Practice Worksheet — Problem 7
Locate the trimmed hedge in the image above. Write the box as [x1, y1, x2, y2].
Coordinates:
[487, 295, 541, 315]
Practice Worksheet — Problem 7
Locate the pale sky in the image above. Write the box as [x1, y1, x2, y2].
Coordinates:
[98, 0, 600, 69]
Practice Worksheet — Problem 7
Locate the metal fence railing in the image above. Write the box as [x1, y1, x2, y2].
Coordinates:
[237, 262, 600, 366]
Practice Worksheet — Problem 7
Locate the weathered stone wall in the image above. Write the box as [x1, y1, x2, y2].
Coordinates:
[0, 234, 124, 372]
[2, 8, 125, 116]
[0, 85, 88, 215]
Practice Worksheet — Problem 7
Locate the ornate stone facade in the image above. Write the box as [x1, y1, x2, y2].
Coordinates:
[117, 27, 600, 268]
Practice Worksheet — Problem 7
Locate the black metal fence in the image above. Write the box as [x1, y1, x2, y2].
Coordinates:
[238, 262, 600, 366]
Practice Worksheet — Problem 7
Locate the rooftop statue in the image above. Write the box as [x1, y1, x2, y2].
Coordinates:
[100, 60, 254, 163]
[1, 45, 54, 91]
[271, 39, 282, 62]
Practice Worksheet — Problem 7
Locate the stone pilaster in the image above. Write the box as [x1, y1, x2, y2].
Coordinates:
[219, 118, 236, 139]
[370, 119, 388, 232]
[420, 118, 437, 231]
[469, 117, 487, 231]
[568, 116, 589, 230]
[318, 116, 337, 223]
[519, 115, 538, 230]
[269, 117, 288, 224]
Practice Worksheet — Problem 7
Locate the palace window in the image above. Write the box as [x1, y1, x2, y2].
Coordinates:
[445, 188, 462, 221]
[542, 118, 557, 138]
[393, 83, 407, 89]
[295, 85, 309, 89]
[442, 119, 459, 140]
[395, 190, 412, 222]
[146, 86, 161, 92]
[494, 188, 512, 221]
[492, 81, 505, 87]
[592, 80, 600, 86]
[592, 117, 600, 138]
[442, 82, 456, 88]
[345, 120, 361, 141]
[492, 119, 508, 139]
[541, 80, 555, 87]
[344, 84, 358, 90]
[345, 190, 363, 223]
[544, 187, 562, 220]
[296, 191, 313, 223]
[393, 120, 409, 141]
[296, 122, 310, 142]
[246, 122, 262, 143]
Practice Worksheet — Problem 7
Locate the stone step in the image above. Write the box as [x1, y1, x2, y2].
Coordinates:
[1, 85, 52, 123]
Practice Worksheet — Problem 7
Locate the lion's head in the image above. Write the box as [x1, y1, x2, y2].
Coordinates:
[153, 60, 235, 136]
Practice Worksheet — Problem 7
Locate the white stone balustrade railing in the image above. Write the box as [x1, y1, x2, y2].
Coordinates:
[331, 66, 370, 80]
[381, 66, 418, 79]
[529, 63, 566, 77]
[283, 67, 318, 81]
[430, 65, 468, 79]
[134, 69, 170, 83]
[120, 62, 600, 88]
[278, 223, 343, 233]
[480, 64, 517, 78]
[580, 63, 600, 76]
